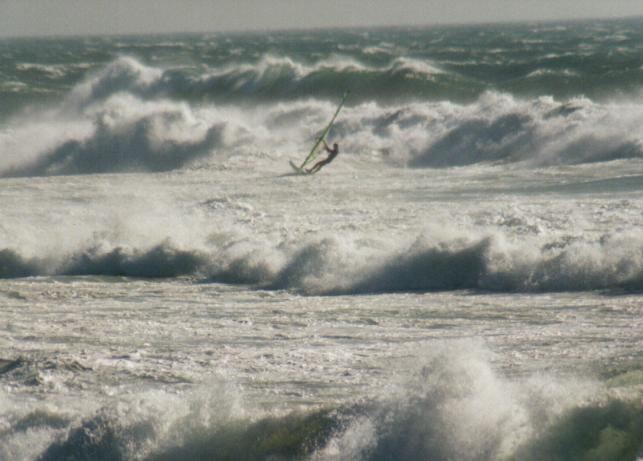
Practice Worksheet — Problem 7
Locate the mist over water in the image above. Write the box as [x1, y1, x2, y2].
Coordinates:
[1, 18, 643, 461]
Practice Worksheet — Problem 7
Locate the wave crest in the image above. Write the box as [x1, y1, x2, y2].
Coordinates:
[2, 230, 643, 294]
[18, 343, 642, 461]
[2, 56, 642, 176]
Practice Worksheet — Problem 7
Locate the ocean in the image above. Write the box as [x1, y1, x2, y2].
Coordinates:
[1, 17, 643, 460]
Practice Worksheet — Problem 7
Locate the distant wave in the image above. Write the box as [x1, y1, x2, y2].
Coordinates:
[2, 20, 642, 126]
[1, 57, 642, 177]
[92, 55, 457, 102]
[0, 86, 227, 177]
[525, 68, 580, 79]
[2, 230, 643, 293]
[15, 62, 92, 80]
[53, 55, 464, 109]
[3, 102, 225, 177]
[406, 93, 643, 168]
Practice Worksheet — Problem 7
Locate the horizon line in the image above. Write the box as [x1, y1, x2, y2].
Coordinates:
[1, 14, 641, 41]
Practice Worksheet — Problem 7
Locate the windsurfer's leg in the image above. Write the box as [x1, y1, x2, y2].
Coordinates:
[308, 159, 325, 173]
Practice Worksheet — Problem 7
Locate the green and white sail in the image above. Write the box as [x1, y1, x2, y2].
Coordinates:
[294, 92, 349, 172]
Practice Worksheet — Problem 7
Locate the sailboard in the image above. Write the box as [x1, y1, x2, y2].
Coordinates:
[292, 91, 349, 173]
[289, 160, 307, 174]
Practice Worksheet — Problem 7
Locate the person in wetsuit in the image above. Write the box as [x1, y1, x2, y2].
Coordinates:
[307, 140, 339, 174]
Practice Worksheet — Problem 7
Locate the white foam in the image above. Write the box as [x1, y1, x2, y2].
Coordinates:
[3, 56, 642, 178]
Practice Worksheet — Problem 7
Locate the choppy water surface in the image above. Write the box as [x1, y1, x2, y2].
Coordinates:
[1, 18, 643, 461]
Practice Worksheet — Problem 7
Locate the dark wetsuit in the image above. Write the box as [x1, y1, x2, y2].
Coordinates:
[308, 144, 339, 174]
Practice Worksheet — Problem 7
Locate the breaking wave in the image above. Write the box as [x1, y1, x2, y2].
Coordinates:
[58, 54, 469, 106]
[405, 95, 643, 168]
[1, 56, 642, 177]
[2, 343, 641, 461]
[2, 229, 643, 294]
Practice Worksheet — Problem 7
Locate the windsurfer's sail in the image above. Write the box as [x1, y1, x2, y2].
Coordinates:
[296, 92, 349, 171]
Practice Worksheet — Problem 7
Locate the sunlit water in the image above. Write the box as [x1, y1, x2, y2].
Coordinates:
[1, 19, 643, 461]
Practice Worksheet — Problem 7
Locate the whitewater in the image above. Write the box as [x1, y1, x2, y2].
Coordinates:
[1, 18, 643, 460]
